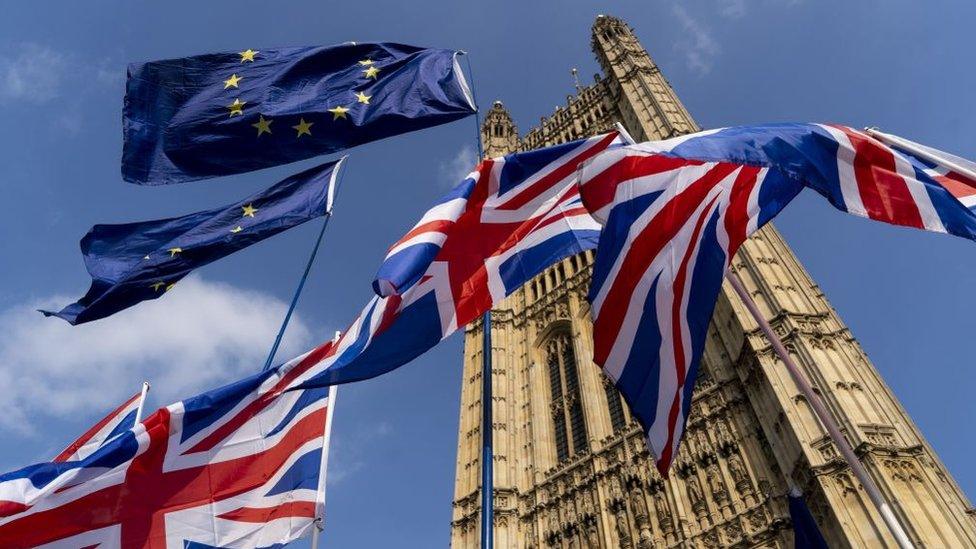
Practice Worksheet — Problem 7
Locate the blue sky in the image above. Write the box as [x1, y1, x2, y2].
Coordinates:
[0, 1, 973, 547]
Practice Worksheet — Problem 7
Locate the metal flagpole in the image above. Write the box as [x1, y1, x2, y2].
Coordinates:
[459, 52, 493, 549]
[133, 381, 151, 424]
[725, 270, 915, 549]
[311, 331, 341, 549]
[480, 310, 493, 549]
[262, 157, 348, 371]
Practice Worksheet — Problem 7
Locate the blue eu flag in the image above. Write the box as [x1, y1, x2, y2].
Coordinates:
[123, 42, 475, 185]
[41, 158, 346, 325]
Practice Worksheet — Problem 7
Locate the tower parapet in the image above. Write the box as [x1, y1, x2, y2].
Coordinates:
[481, 101, 520, 158]
[591, 14, 698, 141]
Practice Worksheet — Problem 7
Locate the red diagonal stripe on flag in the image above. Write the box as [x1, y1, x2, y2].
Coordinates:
[217, 501, 316, 523]
[656, 194, 720, 475]
[593, 162, 738, 366]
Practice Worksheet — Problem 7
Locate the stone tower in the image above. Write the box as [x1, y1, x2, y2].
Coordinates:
[451, 15, 976, 548]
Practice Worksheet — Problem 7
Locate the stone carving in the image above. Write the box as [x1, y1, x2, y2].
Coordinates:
[580, 491, 595, 518]
[718, 422, 739, 457]
[886, 459, 925, 484]
[687, 475, 706, 514]
[724, 521, 743, 543]
[636, 528, 653, 548]
[584, 522, 600, 548]
[728, 452, 752, 495]
[630, 436, 645, 458]
[615, 512, 633, 549]
[546, 507, 560, 543]
[609, 475, 624, 503]
[747, 508, 767, 530]
[556, 300, 570, 320]
[629, 485, 653, 547]
[654, 495, 674, 534]
[706, 463, 727, 502]
[674, 453, 694, 477]
[864, 426, 899, 447]
[836, 473, 858, 496]
[728, 453, 747, 484]
[695, 429, 715, 463]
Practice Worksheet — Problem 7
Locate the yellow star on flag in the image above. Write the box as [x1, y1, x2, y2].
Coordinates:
[328, 105, 350, 120]
[239, 49, 259, 63]
[252, 115, 273, 136]
[166, 282, 177, 292]
[151, 281, 166, 292]
[168, 247, 183, 257]
[355, 91, 371, 104]
[292, 118, 313, 137]
[363, 66, 380, 79]
[230, 225, 243, 233]
[242, 203, 259, 217]
[223, 74, 242, 89]
[358, 59, 374, 66]
[228, 98, 246, 117]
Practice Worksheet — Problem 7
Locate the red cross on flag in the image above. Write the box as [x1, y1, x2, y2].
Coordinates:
[0, 342, 340, 548]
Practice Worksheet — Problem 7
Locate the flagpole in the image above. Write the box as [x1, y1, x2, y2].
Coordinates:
[725, 270, 915, 549]
[311, 331, 341, 549]
[460, 52, 493, 549]
[262, 157, 348, 371]
[480, 310, 493, 549]
[133, 381, 151, 424]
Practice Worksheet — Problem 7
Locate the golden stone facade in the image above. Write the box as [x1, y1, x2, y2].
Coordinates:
[450, 15, 976, 549]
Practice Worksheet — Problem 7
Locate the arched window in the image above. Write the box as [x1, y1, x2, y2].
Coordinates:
[545, 332, 589, 461]
[604, 379, 627, 434]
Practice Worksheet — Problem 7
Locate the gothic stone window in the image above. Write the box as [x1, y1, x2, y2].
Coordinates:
[604, 379, 627, 434]
[546, 332, 589, 461]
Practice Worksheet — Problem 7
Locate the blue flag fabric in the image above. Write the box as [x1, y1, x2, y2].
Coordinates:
[788, 491, 829, 549]
[123, 42, 475, 185]
[41, 158, 346, 325]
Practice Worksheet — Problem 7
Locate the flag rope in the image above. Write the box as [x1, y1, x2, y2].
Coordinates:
[726, 270, 915, 549]
[262, 156, 348, 371]
[461, 52, 493, 549]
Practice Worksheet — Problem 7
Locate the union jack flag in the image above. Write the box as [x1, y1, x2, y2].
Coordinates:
[52, 384, 147, 463]
[578, 123, 976, 474]
[0, 346, 338, 548]
[298, 132, 626, 388]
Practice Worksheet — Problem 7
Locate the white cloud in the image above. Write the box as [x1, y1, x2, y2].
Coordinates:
[671, 6, 721, 76]
[326, 420, 392, 485]
[94, 61, 125, 89]
[0, 275, 319, 436]
[0, 43, 123, 126]
[718, 0, 747, 18]
[0, 43, 68, 103]
[56, 111, 84, 136]
[439, 145, 478, 188]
